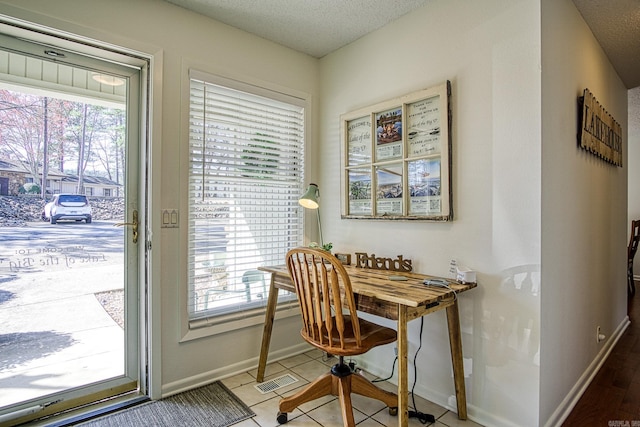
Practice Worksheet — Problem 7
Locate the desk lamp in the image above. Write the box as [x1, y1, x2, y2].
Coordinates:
[299, 183, 323, 248]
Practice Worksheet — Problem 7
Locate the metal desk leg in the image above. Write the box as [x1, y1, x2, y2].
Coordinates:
[256, 275, 279, 382]
[446, 300, 467, 419]
[397, 305, 408, 427]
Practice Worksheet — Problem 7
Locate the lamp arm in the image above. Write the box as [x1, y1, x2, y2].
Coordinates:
[316, 208, 324, 248]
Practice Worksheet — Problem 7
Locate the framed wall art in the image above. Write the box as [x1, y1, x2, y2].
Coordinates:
[340, 80, 452, 221]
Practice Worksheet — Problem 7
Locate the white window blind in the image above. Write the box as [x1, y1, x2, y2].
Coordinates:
[188, 72, 305, 323]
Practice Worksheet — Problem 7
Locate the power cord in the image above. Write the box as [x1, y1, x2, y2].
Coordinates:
[373, 318, 435, 424]
[408, 317, 435, 424]
[409, 409, 435, 424]
[423, 279, 458, 301]
[372, 356, 397, 383]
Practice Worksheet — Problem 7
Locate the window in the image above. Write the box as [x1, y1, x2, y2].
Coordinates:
[188, 71, 305, 324]
[103, 188, 111, 197]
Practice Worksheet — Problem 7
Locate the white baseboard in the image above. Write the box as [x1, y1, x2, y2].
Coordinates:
[544, 315, 630, 427]
[357, 315, 630, 427]
[161, 315, 630, 426]
[161, 342, 310, 397]
[352, 358, 503, 426]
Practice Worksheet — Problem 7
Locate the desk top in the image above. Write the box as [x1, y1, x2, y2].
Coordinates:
[259, 264, 476, 309]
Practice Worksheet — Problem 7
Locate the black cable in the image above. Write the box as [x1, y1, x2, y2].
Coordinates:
[408, 410, 436, 424]
[371, 319, 436, 423]
[408, 317, 435, 424]
[372, 356, 397, 383]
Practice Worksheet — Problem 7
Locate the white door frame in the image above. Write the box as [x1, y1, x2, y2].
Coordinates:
[0, 15, 158, 424]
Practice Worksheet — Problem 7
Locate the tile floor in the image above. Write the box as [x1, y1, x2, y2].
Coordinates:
[221, 349, 484, 427]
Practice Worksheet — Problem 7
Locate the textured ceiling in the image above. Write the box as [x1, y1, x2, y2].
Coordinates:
[164, 0, 429, 58]
[572, 0, 640, 89]
[165, 0, 640, 89]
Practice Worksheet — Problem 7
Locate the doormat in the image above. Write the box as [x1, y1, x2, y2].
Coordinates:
[79, 381, 254, 427]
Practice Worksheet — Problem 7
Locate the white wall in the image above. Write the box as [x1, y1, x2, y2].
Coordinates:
[319, 1, 542, 426]
[540, 0, 629, 425]
[0, 0, 318, 397]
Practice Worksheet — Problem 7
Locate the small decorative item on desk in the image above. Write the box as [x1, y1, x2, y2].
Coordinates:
[335, 253, 351, 265]
[309, 242, 333, 253]
[354, 252, 412, 272]
[456, 266, 476, 283]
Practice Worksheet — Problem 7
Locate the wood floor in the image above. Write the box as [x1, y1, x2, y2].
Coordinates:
[562, 287, 640, 426]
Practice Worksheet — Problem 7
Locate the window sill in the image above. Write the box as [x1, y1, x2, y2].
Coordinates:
[180, 301, 299, 342]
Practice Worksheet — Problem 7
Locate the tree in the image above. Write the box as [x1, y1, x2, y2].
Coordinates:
[94, 108, 126, 183]
[64, 103, 108, 192]
[0, 90, 44, 185]
[41, 97, 49, 198]
[0, 88, 126, 197]
[47, 98, 75, 173]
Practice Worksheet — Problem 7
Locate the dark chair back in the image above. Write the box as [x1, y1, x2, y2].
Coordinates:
[629, 220, 640, 263]
[628, 220, 640, 296]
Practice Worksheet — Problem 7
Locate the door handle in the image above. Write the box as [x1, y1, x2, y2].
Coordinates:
[115, 209, 139, 244]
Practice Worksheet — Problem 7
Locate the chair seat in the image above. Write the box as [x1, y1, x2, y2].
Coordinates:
[301, 316, 397, 356]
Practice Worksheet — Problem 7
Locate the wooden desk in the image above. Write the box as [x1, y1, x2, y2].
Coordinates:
[257, 264, 476, 427]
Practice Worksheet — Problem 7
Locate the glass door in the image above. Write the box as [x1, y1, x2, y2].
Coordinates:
[0, 26, 147, 425]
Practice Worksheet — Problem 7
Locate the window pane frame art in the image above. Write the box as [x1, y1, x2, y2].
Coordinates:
[340, 81, 453, 220]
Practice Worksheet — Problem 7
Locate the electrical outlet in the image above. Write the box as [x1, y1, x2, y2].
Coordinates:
[394, 346, 398, 356]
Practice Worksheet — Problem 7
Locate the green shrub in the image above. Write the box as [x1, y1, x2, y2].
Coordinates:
[23, 183, 41, 194]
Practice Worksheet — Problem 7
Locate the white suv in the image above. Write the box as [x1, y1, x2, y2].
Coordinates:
[43, 194, 93, 224]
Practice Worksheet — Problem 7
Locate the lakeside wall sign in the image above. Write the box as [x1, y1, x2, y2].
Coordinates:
[578, 88, 622, 167]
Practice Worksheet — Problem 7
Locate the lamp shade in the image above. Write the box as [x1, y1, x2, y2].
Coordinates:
[299, 183, 319, 209]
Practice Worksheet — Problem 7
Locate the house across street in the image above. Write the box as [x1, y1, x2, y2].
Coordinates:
[0, 159, 122, 197]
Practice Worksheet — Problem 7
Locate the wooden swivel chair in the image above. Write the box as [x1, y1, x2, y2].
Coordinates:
[277, 248, 398, 426]
[628, 220, 640, 297]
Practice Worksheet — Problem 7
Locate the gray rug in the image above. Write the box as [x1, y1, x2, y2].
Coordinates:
[79, 382, 254, 426]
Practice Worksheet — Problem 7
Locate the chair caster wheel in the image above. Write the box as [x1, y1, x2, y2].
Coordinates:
[389, 407, 398, 416]
[277, 412, 288, 424]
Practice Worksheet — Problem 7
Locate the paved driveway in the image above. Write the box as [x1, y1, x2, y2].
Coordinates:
[0, 221, 125, 408]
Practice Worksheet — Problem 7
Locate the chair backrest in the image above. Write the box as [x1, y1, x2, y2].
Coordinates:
[286, 247, 361, 352]
[242, 270, 266, 302]
[630, 220, 640, 262]
[242, 270, 265, 286]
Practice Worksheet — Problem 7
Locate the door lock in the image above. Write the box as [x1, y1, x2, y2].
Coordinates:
[115, 209, 139, 243]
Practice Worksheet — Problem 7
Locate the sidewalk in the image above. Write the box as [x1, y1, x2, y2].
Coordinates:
[0, 223, 125, 408]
